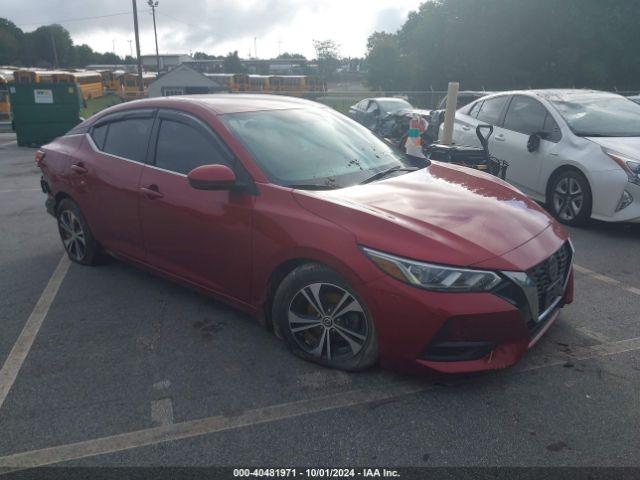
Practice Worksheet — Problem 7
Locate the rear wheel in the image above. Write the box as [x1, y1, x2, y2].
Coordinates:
[272, 264, 378, 371]
[547, 170, 592, 226]
[56, 198, 101, 265]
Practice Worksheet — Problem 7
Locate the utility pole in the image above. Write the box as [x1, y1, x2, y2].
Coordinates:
[148, 0, 161, 72]
[254, 37, 258, 59]
[128, 39, 133, 57]
[132, 0, 144, 92]
[112, 39, 116, 54]
[50, 29, 59, 68]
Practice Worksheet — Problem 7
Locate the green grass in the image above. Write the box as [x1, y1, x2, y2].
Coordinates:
[81, 94, 123, 119]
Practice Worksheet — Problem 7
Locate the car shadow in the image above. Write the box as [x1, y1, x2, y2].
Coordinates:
[573, 219, 640, 240]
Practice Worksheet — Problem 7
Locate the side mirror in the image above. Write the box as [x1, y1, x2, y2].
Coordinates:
[187, 164, 237, 191]
[527, 133, 541, 153]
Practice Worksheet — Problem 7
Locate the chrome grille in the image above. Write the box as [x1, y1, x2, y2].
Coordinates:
[527, 242, 573, 316]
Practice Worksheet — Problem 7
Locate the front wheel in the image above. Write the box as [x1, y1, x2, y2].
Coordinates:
[272, 264, 378, 371]
[547, 170, 592, 226]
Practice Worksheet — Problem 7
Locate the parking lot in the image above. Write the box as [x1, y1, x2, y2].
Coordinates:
[0, 130, 639, 471]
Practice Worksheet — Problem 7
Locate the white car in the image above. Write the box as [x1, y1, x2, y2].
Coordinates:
[445, 89, 640, 225]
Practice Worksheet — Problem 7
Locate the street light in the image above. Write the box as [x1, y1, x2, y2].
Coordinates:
[148, 0, 161, 73]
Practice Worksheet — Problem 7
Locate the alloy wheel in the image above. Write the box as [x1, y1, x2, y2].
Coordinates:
[553, 176, 583, 222]
[58, 209, 87, 261]
[287, 283, 369, 362]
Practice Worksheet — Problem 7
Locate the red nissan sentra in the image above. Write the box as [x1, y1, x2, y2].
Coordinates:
[37, 95, 574, 374]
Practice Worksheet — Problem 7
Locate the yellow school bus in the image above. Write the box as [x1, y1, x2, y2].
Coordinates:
[246, 75, 272, 93]
[13, 69, 41, 84]
[0, 73, 10, 120]
[70, 71, 104, 100]
[205, 73, 248, 92]
[306, 75, 326, 93]
[105, 70, 125, 92]
[269, 75, 307, 94]
[121, 72, 156, 99]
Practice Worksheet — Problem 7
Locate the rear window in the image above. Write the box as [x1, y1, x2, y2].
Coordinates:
[91, 124, 108, 150]
[102, 118, 153, 162]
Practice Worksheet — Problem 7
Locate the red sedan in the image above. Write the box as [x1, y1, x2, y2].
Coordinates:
[37, 95, 574, 374]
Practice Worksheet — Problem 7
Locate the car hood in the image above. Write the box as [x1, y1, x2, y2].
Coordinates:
[293, 163, 558, 267]
[585, 136, 640, 160]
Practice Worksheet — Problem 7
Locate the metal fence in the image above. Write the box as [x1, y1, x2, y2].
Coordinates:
[313, 89, 640, 114]
[315, 91, 449, 113]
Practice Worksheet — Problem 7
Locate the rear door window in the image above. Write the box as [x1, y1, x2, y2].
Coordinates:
[476, 96, 508, 125]
[102, 118, 153, 162]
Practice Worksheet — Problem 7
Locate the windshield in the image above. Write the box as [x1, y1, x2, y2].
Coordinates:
[548, 94, 640, 137]
[223, 107, 415, 188]
[376, 98, 412, 112]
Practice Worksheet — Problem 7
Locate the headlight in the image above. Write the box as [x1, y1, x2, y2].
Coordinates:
[362, 247, 502, 292]
[604, 148, 640, 185]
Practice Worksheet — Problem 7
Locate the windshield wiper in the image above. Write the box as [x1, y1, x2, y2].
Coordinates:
[287, 184, 340, 190]
[360, 166, 419, 185]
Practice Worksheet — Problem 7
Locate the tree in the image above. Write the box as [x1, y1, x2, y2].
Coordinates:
[223, 51, 245, 73]
[364, 0, 640, 93]
[0, 18, 23, 65]
[365, 32, 405, 90]
[277, 52, 307, 60]
[193, 51, 213, 60]
[24, 24, 74, 68]
[313, 39, 340, 80]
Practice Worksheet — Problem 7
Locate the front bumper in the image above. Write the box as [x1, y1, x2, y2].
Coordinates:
[362, 243, 574, 374]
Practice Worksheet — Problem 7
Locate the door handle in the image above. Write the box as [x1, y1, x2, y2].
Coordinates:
[462, 125, 471, 131]
[71, 163, 88, 174]
[494, 134, 506, 142]
[140, 185, 164, 200]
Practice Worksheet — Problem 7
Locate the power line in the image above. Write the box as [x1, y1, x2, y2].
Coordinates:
[156, 10, 200, 29]
[16, 10, 151, 28]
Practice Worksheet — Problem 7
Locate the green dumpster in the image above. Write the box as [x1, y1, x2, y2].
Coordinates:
[9, 82, 82, 147]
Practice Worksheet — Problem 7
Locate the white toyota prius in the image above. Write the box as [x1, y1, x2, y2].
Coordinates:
[447, 89, 640, 225]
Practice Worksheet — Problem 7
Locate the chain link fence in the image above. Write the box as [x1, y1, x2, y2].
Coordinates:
[315, 91, 449, 113]
[313, 89, 640, 114]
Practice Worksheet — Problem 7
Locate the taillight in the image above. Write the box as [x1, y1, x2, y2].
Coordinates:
[35, 150, 46, 166]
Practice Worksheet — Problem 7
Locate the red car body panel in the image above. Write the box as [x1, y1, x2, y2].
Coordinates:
[38, 95, 574, 374]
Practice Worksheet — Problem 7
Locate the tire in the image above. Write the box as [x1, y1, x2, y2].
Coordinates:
[547, 169, 592, 226]
[272, 263, 378, 371]
[56, 198, 102, 265]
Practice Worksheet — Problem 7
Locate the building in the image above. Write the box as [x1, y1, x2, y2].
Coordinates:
[141, 54, 192, 72]
[147, 64, 224, 98]
[183, 58, 312, 75]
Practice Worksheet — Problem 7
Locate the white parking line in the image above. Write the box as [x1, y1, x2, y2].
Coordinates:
[0, 188, 41, 194]
[0, 254, 70, 411]
[574, 263, 640, 296]
[1, 336, 639, 472]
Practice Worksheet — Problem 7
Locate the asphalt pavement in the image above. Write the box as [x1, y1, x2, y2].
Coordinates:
[0, 132, 638, 472]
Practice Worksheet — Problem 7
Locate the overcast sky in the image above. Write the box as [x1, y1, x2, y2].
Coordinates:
[7, 0, 423, 59]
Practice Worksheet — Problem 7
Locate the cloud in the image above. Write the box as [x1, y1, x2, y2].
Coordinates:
[372, 6, 407, 34]
[4, 0, 422, 58]
[7, 0, 308, 47]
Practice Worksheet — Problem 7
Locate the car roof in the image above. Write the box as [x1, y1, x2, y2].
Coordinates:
[475, 89, 620, 103]
[107, 94, 326, 115]
[369, 97, 411, 102]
